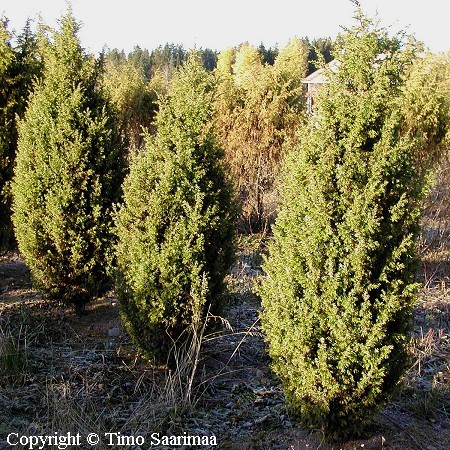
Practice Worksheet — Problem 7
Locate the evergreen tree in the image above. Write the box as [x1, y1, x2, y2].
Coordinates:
[215, 47, 236, 96]
[115, 54, 236, 364]
[198, 48, 218, 71]
[105, 48, 127, 67]
[12, 12, 124, 310]
[257, 43, 278, 65]
[150, 43, 187, 80]
[0, 19, 42, 250]
[306, 37, 334, 75]
[233, 43, 263, 89]
[215, 41, 308, 231]
[0, 18, 15, 250]
[273, 38, 309, 104]
[103, 58, 159, 150]
[127, 45, 152, 79]
[259, 9, 449, 440]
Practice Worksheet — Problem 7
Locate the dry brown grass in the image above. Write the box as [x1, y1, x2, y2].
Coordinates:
[393, 156, 450, 442]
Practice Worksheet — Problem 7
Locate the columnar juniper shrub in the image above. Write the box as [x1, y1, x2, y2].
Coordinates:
[115, 54, 236, 365]
[0, 19, 42, 251]
[12, 12, 124, 311]
[259, 8, 450, 440]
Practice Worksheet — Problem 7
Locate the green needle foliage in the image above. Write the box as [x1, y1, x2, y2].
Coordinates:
[0, 19, 42, 251]
[0, 19, 16, 251]
[12, 12, 125, 310]
[259, 7, 450, 440]
[115, 54, 237, 365]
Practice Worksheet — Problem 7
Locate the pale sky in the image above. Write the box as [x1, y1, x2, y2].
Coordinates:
[2, 1, 450, 54]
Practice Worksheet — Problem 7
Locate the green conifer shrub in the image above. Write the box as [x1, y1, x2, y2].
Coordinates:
[0, 19, 42, 251]
[259, 9, 450, 440]
[12, 12, 124, 310]
[115, 54, 236, 364]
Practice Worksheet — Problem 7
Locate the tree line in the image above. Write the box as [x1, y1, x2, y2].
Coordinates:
[106, 38, 332, 79]
[1, 16, 333, 240]
[1, 4, 449, 441]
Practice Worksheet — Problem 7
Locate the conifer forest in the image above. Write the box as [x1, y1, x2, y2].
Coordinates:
[1, 3, 450, 449]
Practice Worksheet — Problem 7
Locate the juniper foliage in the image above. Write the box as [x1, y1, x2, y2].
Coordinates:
[115, 54, 236, 364]
[0, 19, 42, 250]
[259, 9, 450, 439]
[12, 12, 124, 310]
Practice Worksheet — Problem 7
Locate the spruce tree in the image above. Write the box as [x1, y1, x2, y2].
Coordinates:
[115, 54, 236, 364]
[259, 9, 449, 439]
[12, 12, 124, 310]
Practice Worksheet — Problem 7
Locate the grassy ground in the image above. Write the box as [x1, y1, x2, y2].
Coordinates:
[0, 162, 449, 449]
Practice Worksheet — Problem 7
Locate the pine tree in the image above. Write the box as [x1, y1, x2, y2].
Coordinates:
[259, 9, 449, 439]
[12, 12, 124, 310]
[115, 54, 236, 364]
